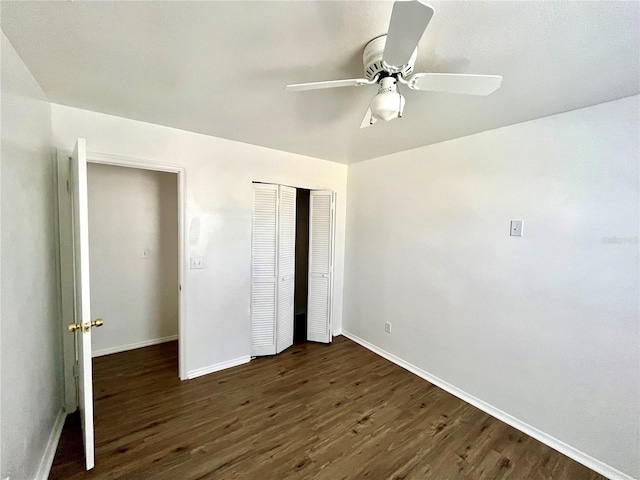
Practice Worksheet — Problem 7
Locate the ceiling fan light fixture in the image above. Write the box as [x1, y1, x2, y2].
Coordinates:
[370, 91, 405, 122]
[369, 76, 405, 122]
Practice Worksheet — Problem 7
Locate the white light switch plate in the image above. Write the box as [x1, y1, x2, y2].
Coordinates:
[510, 220, 523, 237]
[190, 257, 204, 269]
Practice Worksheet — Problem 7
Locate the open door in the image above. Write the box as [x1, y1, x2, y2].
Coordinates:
[68, 138, 96, 470]
[307, 190, 336, 343]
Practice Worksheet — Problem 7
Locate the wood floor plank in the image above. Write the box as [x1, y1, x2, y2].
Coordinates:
[49, 336, 604, 479]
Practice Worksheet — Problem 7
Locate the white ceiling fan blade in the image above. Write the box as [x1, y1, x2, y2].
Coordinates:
[360, 107, 377, 129]
[285, 78, 373, 92]
[409, 73, 503, 95]
[383, 0, 434, 69]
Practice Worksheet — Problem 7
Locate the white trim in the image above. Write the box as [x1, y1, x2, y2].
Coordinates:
[92, 335, 178, 357]
[341, 330, 635, 480]
[186, 356, 251, 380]
[86, 151, 188, 381]
[87, 151, 182, 174]
[332, 328, 342, 336]
[34, 409, 66, 480]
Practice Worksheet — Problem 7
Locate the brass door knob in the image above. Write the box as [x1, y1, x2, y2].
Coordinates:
[91, 318, 104, 328]
[68, 319, 103, 333]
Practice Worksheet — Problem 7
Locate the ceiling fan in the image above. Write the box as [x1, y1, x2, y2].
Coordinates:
[284, 0, 502, 128]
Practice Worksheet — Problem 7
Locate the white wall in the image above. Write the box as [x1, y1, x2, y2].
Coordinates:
[87, 163, 178, 356]
[1, 33, 63, 479]
[343, 96, 639, 478]
[51, 104, 348, 377]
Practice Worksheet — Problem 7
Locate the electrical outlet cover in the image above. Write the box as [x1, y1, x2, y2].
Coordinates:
[510, 220, 523, 237]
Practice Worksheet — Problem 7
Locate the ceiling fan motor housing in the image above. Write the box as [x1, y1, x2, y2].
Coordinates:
[363, 34, 416, 80]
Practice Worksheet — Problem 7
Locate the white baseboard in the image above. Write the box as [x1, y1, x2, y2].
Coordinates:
[332, 328, 343, 336]
[341, 330, 635, 480]
[92, 335, 178, 357]
[186, 355, 251, 380]
[35, 408, 66, 480]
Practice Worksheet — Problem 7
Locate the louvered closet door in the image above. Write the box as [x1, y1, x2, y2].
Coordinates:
[276, 186, 296, 354]
[251, 184, 279, 356]
[307, 190, 335, 343]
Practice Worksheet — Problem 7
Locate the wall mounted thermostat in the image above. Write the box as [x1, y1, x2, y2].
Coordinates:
[510, 220, 524, 237]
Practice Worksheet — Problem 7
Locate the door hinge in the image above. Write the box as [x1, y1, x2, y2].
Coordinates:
[72, 363, 79, 378]
[66, 180, 70, 193]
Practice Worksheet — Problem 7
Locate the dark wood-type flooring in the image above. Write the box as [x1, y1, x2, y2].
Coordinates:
[50, 336, 603, 479]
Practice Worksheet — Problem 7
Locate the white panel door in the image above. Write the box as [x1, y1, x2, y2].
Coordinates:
[276, 185, 296, 354]
[70, 138, 95, 470]
[307, 190, 335, 343]
[251, 184, 279, 356]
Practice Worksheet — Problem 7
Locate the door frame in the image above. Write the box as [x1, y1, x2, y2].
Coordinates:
[58, 150, 188, 412]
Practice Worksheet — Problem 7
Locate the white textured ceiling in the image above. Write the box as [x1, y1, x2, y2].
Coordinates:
[2, 1, 639, 164]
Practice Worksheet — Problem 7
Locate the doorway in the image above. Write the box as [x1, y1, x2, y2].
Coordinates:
[57, 151, 187, 415]
[86, 163, 179, 361]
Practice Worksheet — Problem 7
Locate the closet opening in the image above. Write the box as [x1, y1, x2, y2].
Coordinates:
[250, 183, 335, 357]
[294, 188, 310, 343]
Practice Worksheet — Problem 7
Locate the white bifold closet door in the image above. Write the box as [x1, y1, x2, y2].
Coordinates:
[251, 183, 296, 356]
[276, 186, 296, 353]
[307, 190, 336, 343]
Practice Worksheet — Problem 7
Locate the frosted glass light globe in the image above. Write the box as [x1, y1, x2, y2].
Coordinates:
[370, 91, 405, 122]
